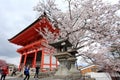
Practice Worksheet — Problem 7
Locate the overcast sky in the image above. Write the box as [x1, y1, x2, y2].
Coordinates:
[0, 0, 67, 66]
[0, 0, 119, 66]
[0, 0, 39, 65]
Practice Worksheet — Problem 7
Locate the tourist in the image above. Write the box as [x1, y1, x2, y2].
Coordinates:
[0, 66, 9, 80]
[34, 65, 40, 78]
[11, 68, 17, 76]
[23, 65, 30, 80]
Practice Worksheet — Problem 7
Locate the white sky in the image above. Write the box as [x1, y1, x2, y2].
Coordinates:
[0, 0, 67, 66]
[0, 0, 119, 66]
[0, 0, 39, 66]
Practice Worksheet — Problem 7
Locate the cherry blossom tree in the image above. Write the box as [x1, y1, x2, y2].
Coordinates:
[78, 43, 120, 72]
[0, 59, 7, 67]
[34, 0, 120, 71]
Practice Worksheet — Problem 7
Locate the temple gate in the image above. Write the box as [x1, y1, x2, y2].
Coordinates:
[8, 14, 59, 71]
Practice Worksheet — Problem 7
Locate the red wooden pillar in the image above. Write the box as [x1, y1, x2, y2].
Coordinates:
[41, 50, 44, 71]
[19, 54, 23, 70]
[23, 52, 27, 67]
[33, 49, 37, 68]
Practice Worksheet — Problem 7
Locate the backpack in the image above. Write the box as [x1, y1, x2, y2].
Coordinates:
[24, 70, 26, 75]
[24, 68, 29, 75]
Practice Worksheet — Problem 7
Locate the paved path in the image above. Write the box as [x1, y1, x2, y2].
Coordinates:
[2, 75, 81, 80]
[6, 77, 63, 80]
[5, 76, 63, 80]
[1, 75, 36, 80]
[5, 77, 74, 80]
[6, 77, 34, 80]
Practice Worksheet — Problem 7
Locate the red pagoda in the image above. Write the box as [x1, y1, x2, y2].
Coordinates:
[8, 13, 59, 71]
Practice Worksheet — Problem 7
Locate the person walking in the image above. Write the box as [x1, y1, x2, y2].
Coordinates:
[11, 68, 17, 76]
[0, 66, 9, 80]
[23, 65, 30, 80]
[34, 65, 40, 78]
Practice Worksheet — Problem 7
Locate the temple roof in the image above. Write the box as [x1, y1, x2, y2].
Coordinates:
[8, 14, 58, 46]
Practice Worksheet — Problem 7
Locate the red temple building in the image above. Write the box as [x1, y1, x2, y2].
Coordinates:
[8, 14, 59, 71]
